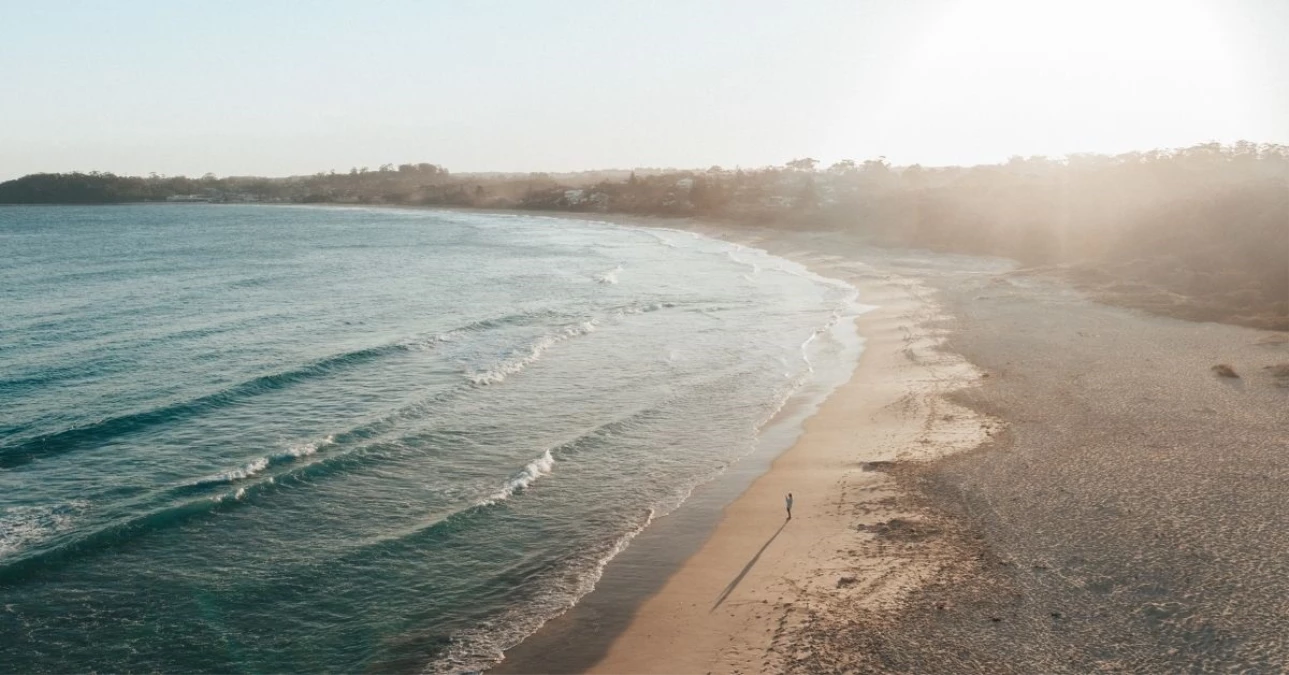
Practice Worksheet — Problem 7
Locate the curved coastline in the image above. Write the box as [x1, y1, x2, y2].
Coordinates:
[263, 205, 874, 673]
[490, 216, 995, 674]
[4, 204, 869, 674]
[499, 212, 1289, 673]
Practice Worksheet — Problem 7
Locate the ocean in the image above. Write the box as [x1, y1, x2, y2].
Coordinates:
[0, 204, 861, 673]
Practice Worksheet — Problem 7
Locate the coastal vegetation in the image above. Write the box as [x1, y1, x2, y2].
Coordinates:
[3, 142, 1285, 330]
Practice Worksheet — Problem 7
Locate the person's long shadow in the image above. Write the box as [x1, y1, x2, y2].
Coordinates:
[710, 519, 790, 612]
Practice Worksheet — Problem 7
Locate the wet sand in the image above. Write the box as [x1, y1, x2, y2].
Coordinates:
[583, 255, 995, 674]
[494, 220, 999, 673]
[494, 217, 1289, 673]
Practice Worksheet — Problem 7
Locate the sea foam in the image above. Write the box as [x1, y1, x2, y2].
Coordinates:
[192, 457, 270, 486]
[0, 501, 88, 559]
[467, 321, 598, 386]
[276, 434, 335, 460]
[594, 265, 623, 285]
[426, 507, 655, 674]
[191, 434, 336, 488]
[481, 449, 556, 505]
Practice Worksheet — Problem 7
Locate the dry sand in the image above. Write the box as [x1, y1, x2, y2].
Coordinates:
[492, 216, 1289, 674]
[701, 228, 1289, 673]
[835, 252, 1289, 674]
[585, 257, 995, 669]
[487, 218, 998, 675]
[582, 249, 997, 674]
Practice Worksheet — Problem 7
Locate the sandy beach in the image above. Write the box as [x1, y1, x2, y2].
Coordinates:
[494, 219, 1002, 673]
[495, 217, 1289, 674]
[844, 252, 1289, 673]
[583, 238, 998, 674]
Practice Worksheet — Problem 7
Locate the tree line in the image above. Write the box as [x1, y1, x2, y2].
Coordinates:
[2, 142, 1285, 329]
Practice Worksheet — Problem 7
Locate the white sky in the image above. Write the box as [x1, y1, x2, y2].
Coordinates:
[2, 0, 1286, 179]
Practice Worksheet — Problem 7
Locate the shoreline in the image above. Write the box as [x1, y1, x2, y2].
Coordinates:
[494, 210, 1289, 672]
[493, 216, 999, 673]
[583, 228, 997, 674]
[228, 204, 1289, 671]
[243, 202, 1015, 669]
[14, 204, 1287, 671]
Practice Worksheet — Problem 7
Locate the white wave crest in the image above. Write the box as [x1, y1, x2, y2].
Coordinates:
[798, 289, 861, 374]
[427, 507, 656, 674]
[218, 456, 269, 481]
[192, 456, 269, 487]
[724, 249, 764, 277]
[195, 435, 334, 491]
[481, 449, 555, 505]
[278, 434, 335, 460]
[0, 501, 88, 559]
[467, 321, 598, 386]
[594, 265, 622, 285]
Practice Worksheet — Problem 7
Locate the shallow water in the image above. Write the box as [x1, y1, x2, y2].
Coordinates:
[0, 204, 858, 673]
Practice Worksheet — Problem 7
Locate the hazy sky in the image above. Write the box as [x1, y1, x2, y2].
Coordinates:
[3, 0, 1288, 178]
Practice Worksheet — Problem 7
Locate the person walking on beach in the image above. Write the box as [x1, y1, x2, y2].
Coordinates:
[785, 492, 794, 520]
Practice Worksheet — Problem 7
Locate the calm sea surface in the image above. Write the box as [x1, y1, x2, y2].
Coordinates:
[0, 204, 858, 673]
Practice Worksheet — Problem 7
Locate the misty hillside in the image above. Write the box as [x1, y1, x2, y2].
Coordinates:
[2, 142, 1285, 330]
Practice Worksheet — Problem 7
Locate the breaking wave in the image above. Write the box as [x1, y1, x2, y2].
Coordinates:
[0, 308, 587, 469]
[186, 435, 337, 489]
[467, 321, 599, 386]
[427, 507, 657, 674]
[0, 501, 88, 560]
[1, 205, 868, 674]
[594, 265, 622, 285]
[276, 435, 335, 460]
[192, 457, 270, 486]
[481, 449, 555, 505]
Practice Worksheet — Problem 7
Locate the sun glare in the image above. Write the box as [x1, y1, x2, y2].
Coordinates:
[869, 0, 1252, 162]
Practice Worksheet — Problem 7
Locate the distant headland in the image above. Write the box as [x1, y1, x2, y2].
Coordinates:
[3, 142, 1285, 331]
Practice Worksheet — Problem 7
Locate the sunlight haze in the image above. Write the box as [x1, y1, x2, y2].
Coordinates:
[2, 0, 1286, 178]
[3, 2, 1289, 673]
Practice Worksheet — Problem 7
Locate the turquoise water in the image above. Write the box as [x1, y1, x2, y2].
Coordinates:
[0, 204, 857, 673]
